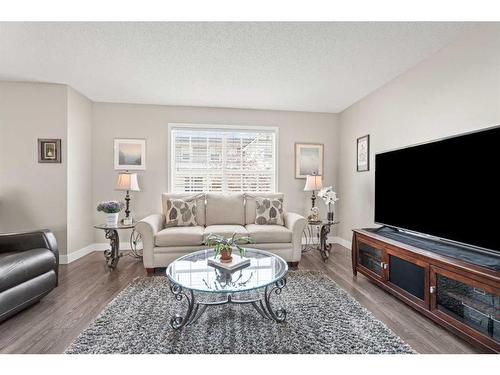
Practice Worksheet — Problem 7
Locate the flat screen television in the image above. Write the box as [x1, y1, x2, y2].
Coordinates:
[375, 126, 500, 253]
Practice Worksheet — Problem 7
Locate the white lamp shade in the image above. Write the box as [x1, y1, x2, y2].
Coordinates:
[116, 173, 140, 191]
[304, 175, 323, 191]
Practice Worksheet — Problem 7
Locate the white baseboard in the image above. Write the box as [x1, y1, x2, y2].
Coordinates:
[93, 242, 132, 251]
[302, 235, 351, 249]
[331, 236, 352, 249]
[60, 243, 98, 264]
[60, 242, 133, 264]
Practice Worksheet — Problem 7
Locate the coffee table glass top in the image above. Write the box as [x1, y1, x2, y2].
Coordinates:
[166, 248, 288, 294]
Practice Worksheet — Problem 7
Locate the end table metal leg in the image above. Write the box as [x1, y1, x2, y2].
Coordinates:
[320, 224, 332, 262]
[104, 229, 120, 269]
[129, 229, 143, 259]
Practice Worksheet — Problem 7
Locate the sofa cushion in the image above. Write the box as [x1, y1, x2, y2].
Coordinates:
[203, 225, 248, 242]
[245, 224, 292, 244]
[206, 193, 245, 225]
[162, 193, 206, 226]
[155, 226, 204, 247]
[165, 198, 198, 227]
[245, 193, 285, 224]
[0, 248, 57, 293]
[255, 196, 284, 225]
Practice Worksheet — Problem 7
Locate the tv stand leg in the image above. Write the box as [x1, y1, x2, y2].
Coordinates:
[351, 237, 357, 276]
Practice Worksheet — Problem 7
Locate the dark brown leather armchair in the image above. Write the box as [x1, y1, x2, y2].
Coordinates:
[0, 230, 58, 323]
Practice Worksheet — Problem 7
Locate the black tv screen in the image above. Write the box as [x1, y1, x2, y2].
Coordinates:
[375, 126, 500, 253]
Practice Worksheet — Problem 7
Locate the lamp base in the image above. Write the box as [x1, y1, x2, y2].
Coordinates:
[311, 191, 316, 210]
[122, 217, 133, 225]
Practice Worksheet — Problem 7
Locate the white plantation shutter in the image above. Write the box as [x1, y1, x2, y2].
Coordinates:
[170, 126, 277, 193]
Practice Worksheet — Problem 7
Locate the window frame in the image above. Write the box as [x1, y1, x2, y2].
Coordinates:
[167, 123, 279, 193]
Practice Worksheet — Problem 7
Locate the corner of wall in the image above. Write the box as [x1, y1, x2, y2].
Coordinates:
[66, 86, 94, 255]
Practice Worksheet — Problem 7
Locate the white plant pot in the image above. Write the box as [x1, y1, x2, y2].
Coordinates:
[106, 213, 119, 227]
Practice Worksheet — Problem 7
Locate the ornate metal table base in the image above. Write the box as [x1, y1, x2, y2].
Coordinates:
[169, 278, 287, 330]
[129, 229, 143, 258]
[302, 221, 339, 262]
[319, 224, 332, 261]
[103, 229, 121, 269]
[95, 223, 136, 270]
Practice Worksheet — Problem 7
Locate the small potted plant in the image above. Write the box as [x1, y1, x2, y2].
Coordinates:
[204, 233, 254, 263]
[317, 186, 339, 222]
[97, 200, 125, 227]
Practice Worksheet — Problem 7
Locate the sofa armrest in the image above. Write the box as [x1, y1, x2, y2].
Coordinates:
[0, 229, 58, 257]
[284, 212, 307, 262]
[0, 229, 59, 284]
[135, 214, 165, 268]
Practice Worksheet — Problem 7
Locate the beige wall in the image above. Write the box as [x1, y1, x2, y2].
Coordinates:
[0, 82, 68, 251]
[0, 81, 339, 252]
[0, 82, 95, 257]
[67, 87, 93, 253]
[337, 24, 500, 242]
[92, 103, 340, 242]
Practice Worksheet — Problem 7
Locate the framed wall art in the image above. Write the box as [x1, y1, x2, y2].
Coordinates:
[114, 138, 146, 170]
[38, 138, 61, 163]
[357, 134, 370, 172]
[295, 143, 324, 179]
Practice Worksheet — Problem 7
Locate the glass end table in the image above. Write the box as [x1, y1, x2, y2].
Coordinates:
[166, 248, 288, 329]
[94, 223, 135, 269]
[302, 220, 340, 262]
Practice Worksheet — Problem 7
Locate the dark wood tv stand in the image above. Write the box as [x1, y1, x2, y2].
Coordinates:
[352, 227, 500, 353]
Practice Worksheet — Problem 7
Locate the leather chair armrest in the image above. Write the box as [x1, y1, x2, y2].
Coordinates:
[284, 212, 307, 262]
[135, 214, 166, 268]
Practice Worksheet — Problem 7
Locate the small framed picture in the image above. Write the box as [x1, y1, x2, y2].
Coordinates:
[114, 139, 146, 170]
[38, 139, 61, 163]
[357, 135, 370, 172]
[295, 143, 324, 179]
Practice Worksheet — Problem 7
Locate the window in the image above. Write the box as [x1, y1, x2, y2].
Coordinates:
[169, 124, 278, 193]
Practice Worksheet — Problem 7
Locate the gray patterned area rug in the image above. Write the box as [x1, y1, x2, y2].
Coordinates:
[65, 271, 415, 354]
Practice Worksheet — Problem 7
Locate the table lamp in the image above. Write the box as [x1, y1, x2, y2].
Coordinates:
[304, 174, 323, 210]
[115, 172, 140, 225]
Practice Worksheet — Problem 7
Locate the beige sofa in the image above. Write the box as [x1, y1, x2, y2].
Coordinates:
[135, 192, 306, 272]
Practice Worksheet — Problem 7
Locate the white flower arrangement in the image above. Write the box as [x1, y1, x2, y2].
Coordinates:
[317, 186, 339, 210]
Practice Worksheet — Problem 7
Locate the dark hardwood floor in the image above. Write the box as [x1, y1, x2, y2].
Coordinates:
[0, 245, 480, 354]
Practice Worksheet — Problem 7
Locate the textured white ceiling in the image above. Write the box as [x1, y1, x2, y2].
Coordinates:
[0, 22, 475, 113]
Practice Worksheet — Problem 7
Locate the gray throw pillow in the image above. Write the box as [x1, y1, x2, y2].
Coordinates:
[255, 197, 284, 225]
[165, 199, 198, 227]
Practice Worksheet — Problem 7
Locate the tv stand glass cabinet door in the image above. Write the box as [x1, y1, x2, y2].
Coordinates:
[385, 246, 430, 308]
[430, 265, 500, 351]
[355, 235, 387, 281]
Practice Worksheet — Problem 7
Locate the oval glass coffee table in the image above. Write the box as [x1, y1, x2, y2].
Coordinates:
[166, 248, 288, 329]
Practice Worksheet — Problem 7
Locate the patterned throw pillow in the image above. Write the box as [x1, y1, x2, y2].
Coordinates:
[165, 199, 198, 227]
[255, 197, 284, 225]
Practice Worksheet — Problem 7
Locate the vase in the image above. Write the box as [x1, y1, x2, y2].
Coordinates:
[220, 247, 233, 263]
[106, 212, 119, 227]
[327, 211, 334, 222]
